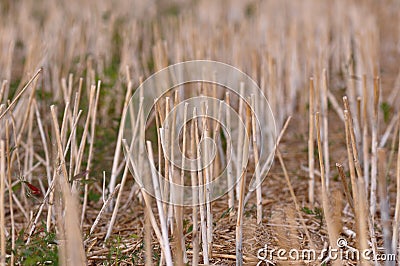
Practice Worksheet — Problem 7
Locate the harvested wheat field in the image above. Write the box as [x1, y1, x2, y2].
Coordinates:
[1, 0, 400, 265]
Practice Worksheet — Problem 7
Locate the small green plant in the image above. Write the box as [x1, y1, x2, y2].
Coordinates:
[88, 190, 101, 203]
[10, 225, 58, 265]
[220, 206, 234, 219]
[380, 102, 392, 123]
[301, 206, 314, 215]
[301, 206, 323, 223]
[105, 234, 134, 265]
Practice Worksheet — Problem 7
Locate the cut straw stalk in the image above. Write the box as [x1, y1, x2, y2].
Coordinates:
[50, 105, 86, 265]
[212, 100, 223, 188]
[0, 141, 6, 266]
[170, 91, 184, 265]
[176, 102, 189, 264]
[190, 115, 199, 266]
[343, 97, 364, 182]
[144, 201, 152, 266]
[377, 148, 394, 264]
[165, 94, 179, 236]
[343, 110, 359, 218]
[370, 77, 380, 220]
[394, 115, 400, 253]
[321, 70, 330, 188]
[194, 110, 209, 265]
[201, 102, 213, 258]
[0, 81, 7, 104]
[356, 177, 370, 265]
[225, 92, 234, 213]
[315, 112, 341, 265]
[146, 141, 173, 266]
[155, 100, 164, 203]
[251, 94, 262, 224]
[5, 123, 15, 265]
[23, 91, 35, 195]
[309, 78, 315, 205]
[163, 97, 171, 224]
[362, 75, 369, 192]
[336, 163, 354, 213]
[236, 83, 245, 199]
[236, 103, 251, 266]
